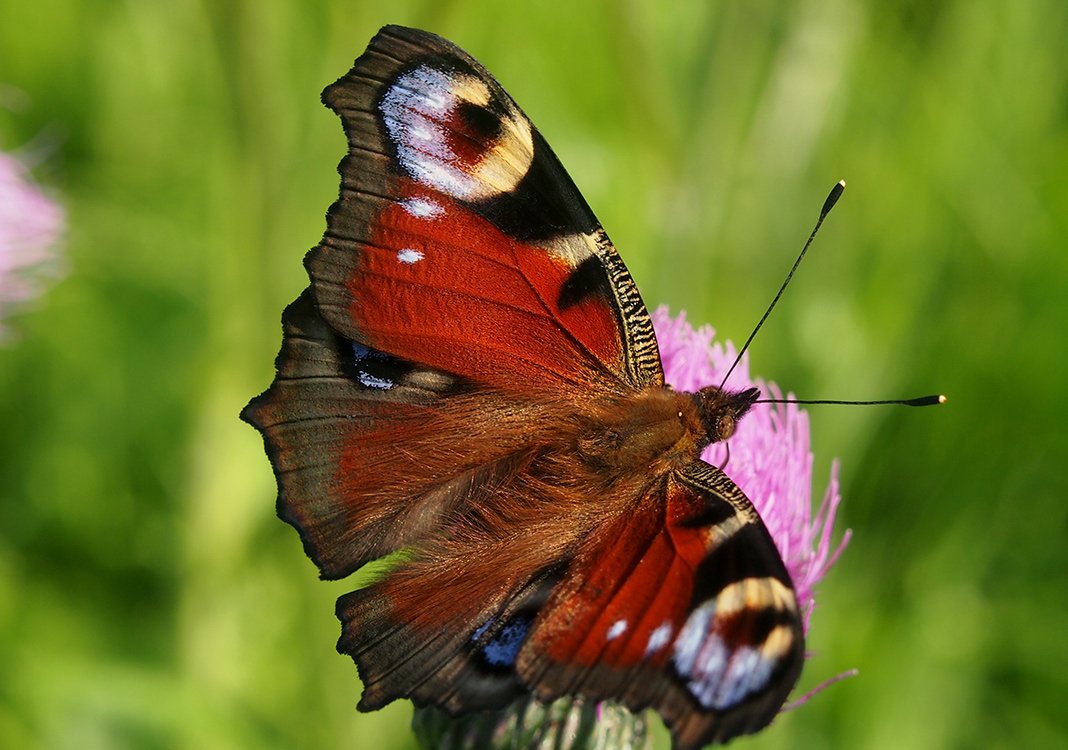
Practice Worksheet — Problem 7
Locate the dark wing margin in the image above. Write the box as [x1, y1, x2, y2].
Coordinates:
[337, 565, 563, 714]
[516, 463, 805, 750]
[306, 25, 663, 393]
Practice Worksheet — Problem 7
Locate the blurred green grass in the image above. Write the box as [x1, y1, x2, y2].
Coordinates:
[1, 1, 1066, 748]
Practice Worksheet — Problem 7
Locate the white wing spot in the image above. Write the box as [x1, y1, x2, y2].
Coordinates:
[673, 599, 714, 675]
[645, 621, 674, 656]
[379, 66, 478, 199]
[712, 646, 772, 709]
[606, 619, 628, 641]
[397, 248, 424, 264]
[400, 197, 444, 219]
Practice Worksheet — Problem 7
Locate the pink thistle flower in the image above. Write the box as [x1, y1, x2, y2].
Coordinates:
[652, 306, 850, 631]
[0, 151, 65, 338]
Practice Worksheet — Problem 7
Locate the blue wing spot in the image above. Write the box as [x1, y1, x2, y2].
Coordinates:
[471, 619, 494, 641]
[350, 343, 395, 389]
[475, 615, 531, 668]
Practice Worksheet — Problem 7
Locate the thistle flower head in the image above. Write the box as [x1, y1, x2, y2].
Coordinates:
[652, 306, 850, 629]
[0, 151, 65, 338]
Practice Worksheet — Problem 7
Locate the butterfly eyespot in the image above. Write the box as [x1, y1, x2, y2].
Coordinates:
[379, 64, 533, 201]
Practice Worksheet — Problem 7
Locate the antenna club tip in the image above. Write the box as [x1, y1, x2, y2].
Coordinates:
[821, 181, 846, 216]
[905, 394, 946, 407]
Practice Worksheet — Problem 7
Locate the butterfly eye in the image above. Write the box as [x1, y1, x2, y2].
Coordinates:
[719, 415, 737, 441]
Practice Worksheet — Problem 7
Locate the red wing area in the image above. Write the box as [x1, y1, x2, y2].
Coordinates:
[325, 184, 626, 390]
[517, 463, 805, 750]
[307, 25, 662, 394]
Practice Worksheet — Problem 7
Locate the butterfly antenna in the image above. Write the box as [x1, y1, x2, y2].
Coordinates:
[718, 180, 845, 390]
[755, 394, 947, 407]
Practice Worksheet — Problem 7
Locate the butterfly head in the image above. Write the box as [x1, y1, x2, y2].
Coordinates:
[693, 386, 761, 447]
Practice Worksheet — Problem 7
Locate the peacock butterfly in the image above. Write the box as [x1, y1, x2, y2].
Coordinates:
[243, 25, 805, 749]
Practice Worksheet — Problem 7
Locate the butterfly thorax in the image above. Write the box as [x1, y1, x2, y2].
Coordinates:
[575, 385, 759, 475]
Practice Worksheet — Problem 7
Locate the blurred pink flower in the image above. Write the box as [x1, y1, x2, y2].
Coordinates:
[0, 151, 64, 337]
[652, 306, 850, 630]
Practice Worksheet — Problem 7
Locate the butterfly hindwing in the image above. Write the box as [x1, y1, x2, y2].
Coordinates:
[518, 462, 804, 750]
[240, 290, 478, 578]
[337, 566, 561, 713]
[308, 25, 662, 393]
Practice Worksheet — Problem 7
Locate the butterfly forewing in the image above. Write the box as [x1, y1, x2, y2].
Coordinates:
[243, 24, 806, 750]
[309, 25, 662, 393]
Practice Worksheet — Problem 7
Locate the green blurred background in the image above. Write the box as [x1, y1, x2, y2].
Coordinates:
[1, 1, 1065, 748]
